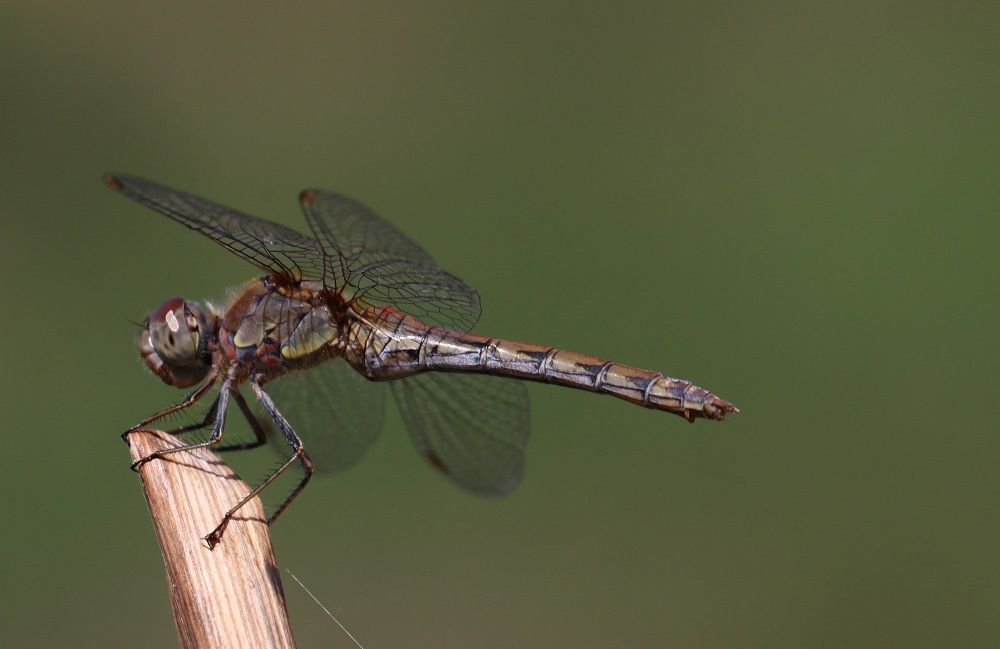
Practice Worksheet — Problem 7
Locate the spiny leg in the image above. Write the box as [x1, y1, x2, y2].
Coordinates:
[163, 394, 220, 436]
[251, 378, 313, 526]
[122, 369, 219, 445]
[216, 390, 269, 452]
[204, 377, 313, 549]
[161, 391, 268, 452]
[130, 378, 232, 472]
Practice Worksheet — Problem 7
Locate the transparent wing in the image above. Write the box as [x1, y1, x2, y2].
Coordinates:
[390, 373, 530, 497]
[105, 174, 327, 282]
[265, 360, 387, 474]
[298, 190, 481, 331]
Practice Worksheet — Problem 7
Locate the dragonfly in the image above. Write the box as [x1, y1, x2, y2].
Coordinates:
[106, 174, 739, 548]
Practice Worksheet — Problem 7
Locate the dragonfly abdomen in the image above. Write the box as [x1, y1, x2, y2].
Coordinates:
[477, 340, 734, 421]
[350, 312, 737, 421]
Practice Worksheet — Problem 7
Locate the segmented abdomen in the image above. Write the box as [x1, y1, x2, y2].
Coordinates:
[345, 311, 737, 422]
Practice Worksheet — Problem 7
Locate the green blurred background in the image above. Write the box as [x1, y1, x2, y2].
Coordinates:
[2, 2, 998, 647]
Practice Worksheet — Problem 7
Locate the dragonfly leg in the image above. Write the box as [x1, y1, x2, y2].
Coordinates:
[122, 368, 219, 445]
[203, 377, 313, 549]
[160, 391, 269, 452]
[216, 390, 270, 452]
[162, 394, 220, 436]
[130, 378, 231, 472]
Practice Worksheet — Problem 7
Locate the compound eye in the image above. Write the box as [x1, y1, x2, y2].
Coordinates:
[149, 297, 185, 326]
[148, 297, 200, 366]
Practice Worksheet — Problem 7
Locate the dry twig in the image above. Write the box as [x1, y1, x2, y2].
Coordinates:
[129, 429, 296, 649]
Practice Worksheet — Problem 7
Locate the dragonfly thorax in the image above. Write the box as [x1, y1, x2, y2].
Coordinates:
[138, 297, 214, 388]
[220, 281, 343, 375]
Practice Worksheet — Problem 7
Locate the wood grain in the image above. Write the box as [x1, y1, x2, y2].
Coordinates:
[128, 429, 296, 649]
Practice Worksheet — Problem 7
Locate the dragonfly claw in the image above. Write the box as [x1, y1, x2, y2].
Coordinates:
[121, 423, 154, 446]
[204, 518, 230, 550]
[130, 452, 160, 472]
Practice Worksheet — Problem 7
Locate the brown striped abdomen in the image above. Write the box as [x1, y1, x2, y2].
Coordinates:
[345, 311, 738, 421]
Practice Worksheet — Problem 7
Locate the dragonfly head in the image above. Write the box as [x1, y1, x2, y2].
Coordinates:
[138, 297, 212, 388]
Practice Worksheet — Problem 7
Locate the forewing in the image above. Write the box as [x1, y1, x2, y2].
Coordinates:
[265, 360, 387, 473]
[299, 190, 481, 331]
[105, 174, 326, 282]
[390, 373, 530, 497]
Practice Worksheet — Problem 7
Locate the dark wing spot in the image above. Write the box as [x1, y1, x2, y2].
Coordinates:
[424, 451, 447, 474]
[299, 190, 317, 205]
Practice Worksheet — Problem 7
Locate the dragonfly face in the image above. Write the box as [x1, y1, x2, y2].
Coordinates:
[138, 296, 214, 388]
[108, 173, 737, 548]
